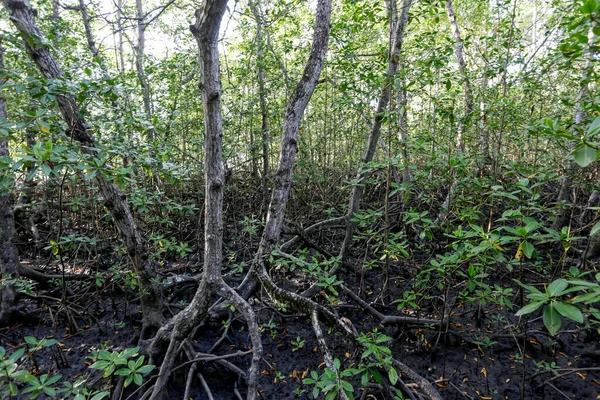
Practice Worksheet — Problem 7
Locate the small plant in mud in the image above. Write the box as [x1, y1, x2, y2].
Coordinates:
[533, 360, 560, 375]
[291, 336, 305, 351]
[472, 335, 498, 354]
[58, 376, 109, 400]
[89, 346, 155, 387]
[1, 344, 109, 400]
[240, 214, 262, 237]
[515, 276, 600, 335]
[354, 329, 399, 388]
[260, 321, 278, 336]
[303, 358, 355, 400]
[0, 346, 30, 398]
[1, 275, 37, 294]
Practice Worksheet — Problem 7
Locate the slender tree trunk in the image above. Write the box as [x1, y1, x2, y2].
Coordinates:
[338, 0, 413, 262]
[2, 0, 163, 332]
[135, 0, 155, 141]
[434, 0, 473, 224]
[249, 2, 270, 218]
[116, 0, 126, 73]
[397, 84, 411, 183]
[78, 0, 99, 59]
[386, 0, 410, 185]
[232, 0, 333, 302]
[446, 0, 473, 132]
[478, 56, 489, 161]
[149, 3, 263, 399]
[0, 40, 19, 326]
[252, 0, 332, 256]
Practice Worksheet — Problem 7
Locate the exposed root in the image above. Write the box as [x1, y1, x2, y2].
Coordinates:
[148, 276, 261, 400]
[255, 259, 443, 399]
[281, 216, 347, 251]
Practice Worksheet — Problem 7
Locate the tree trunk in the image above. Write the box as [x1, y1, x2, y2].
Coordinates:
[149, 3, 265, 399]
[0, 40, 19, 326]
[249, 1, 270, 219]
[256, 0, 333, 257]
[434, 0, 473, 224]
[2, 0, 163, 332]
[135, 0, 155, 141]
[338, 0, 413, 262]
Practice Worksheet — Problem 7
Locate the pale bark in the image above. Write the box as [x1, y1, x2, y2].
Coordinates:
[446, 0, 473, 125]
[339, 0, 413, 262]
[434, 0, 473, 224]
[2, 0, 163, 331]
[135, 0, 155, 141]
[0, 41, 19, 326]
[256, 0, 333, 257]
[249, 1, 270, 217]
[149, 2, 263, 398]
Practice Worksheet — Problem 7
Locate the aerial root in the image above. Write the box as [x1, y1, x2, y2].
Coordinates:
[311, 308, 351, 400]
[255, 263, 443, 400]
[147, 278, 261, 400]
[281, 215, 347, 251]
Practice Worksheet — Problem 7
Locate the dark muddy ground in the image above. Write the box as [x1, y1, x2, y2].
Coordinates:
[2, 242, 600, 400]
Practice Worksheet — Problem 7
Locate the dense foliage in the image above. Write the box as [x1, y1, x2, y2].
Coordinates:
[1, 0, 599, 399]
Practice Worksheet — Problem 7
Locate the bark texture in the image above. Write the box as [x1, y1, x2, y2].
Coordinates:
[249, 1, 270, 217]
[149, 2, 264, 398]
[2, 0, 163, 331]
[435, 0, 473, 224]
[0, 41, 19, 326]
[256, 0, 333, 257]
[135, 0, 156, 141]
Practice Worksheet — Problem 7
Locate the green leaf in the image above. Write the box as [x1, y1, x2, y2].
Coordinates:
[24, 336, 38, 345]
[45, 374, 61, 385]
[548, 279, 569, 297]
[115, 368, 131, 376]
[521, 241, 535, 258]
[133, 373, 143, 386]
[514, 279, 543, 295]
[12, 369, 30, 381]
[543, 304, 562, 336]
[9, 348, 25, 362]
[313, 386, 320, 398]
[588, 116, 600, 137]
[137, 364, 155, 374]
[553, 302, 584, 323]
[388, 367, 398, 385]
[340, 380, 353, 392]
[90, 360, 109, 370]
[375, 334, 392, 344]
[124, 374, 133, 388]
[591, 221, 600, 237]
[572, 290, 600, 304]
[572, 144, 598, 167]
[581, 0, 598, 13]
[90, 391, 110, 400]
[515, 301, 545, 316]
[105, 364, 115, 377]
